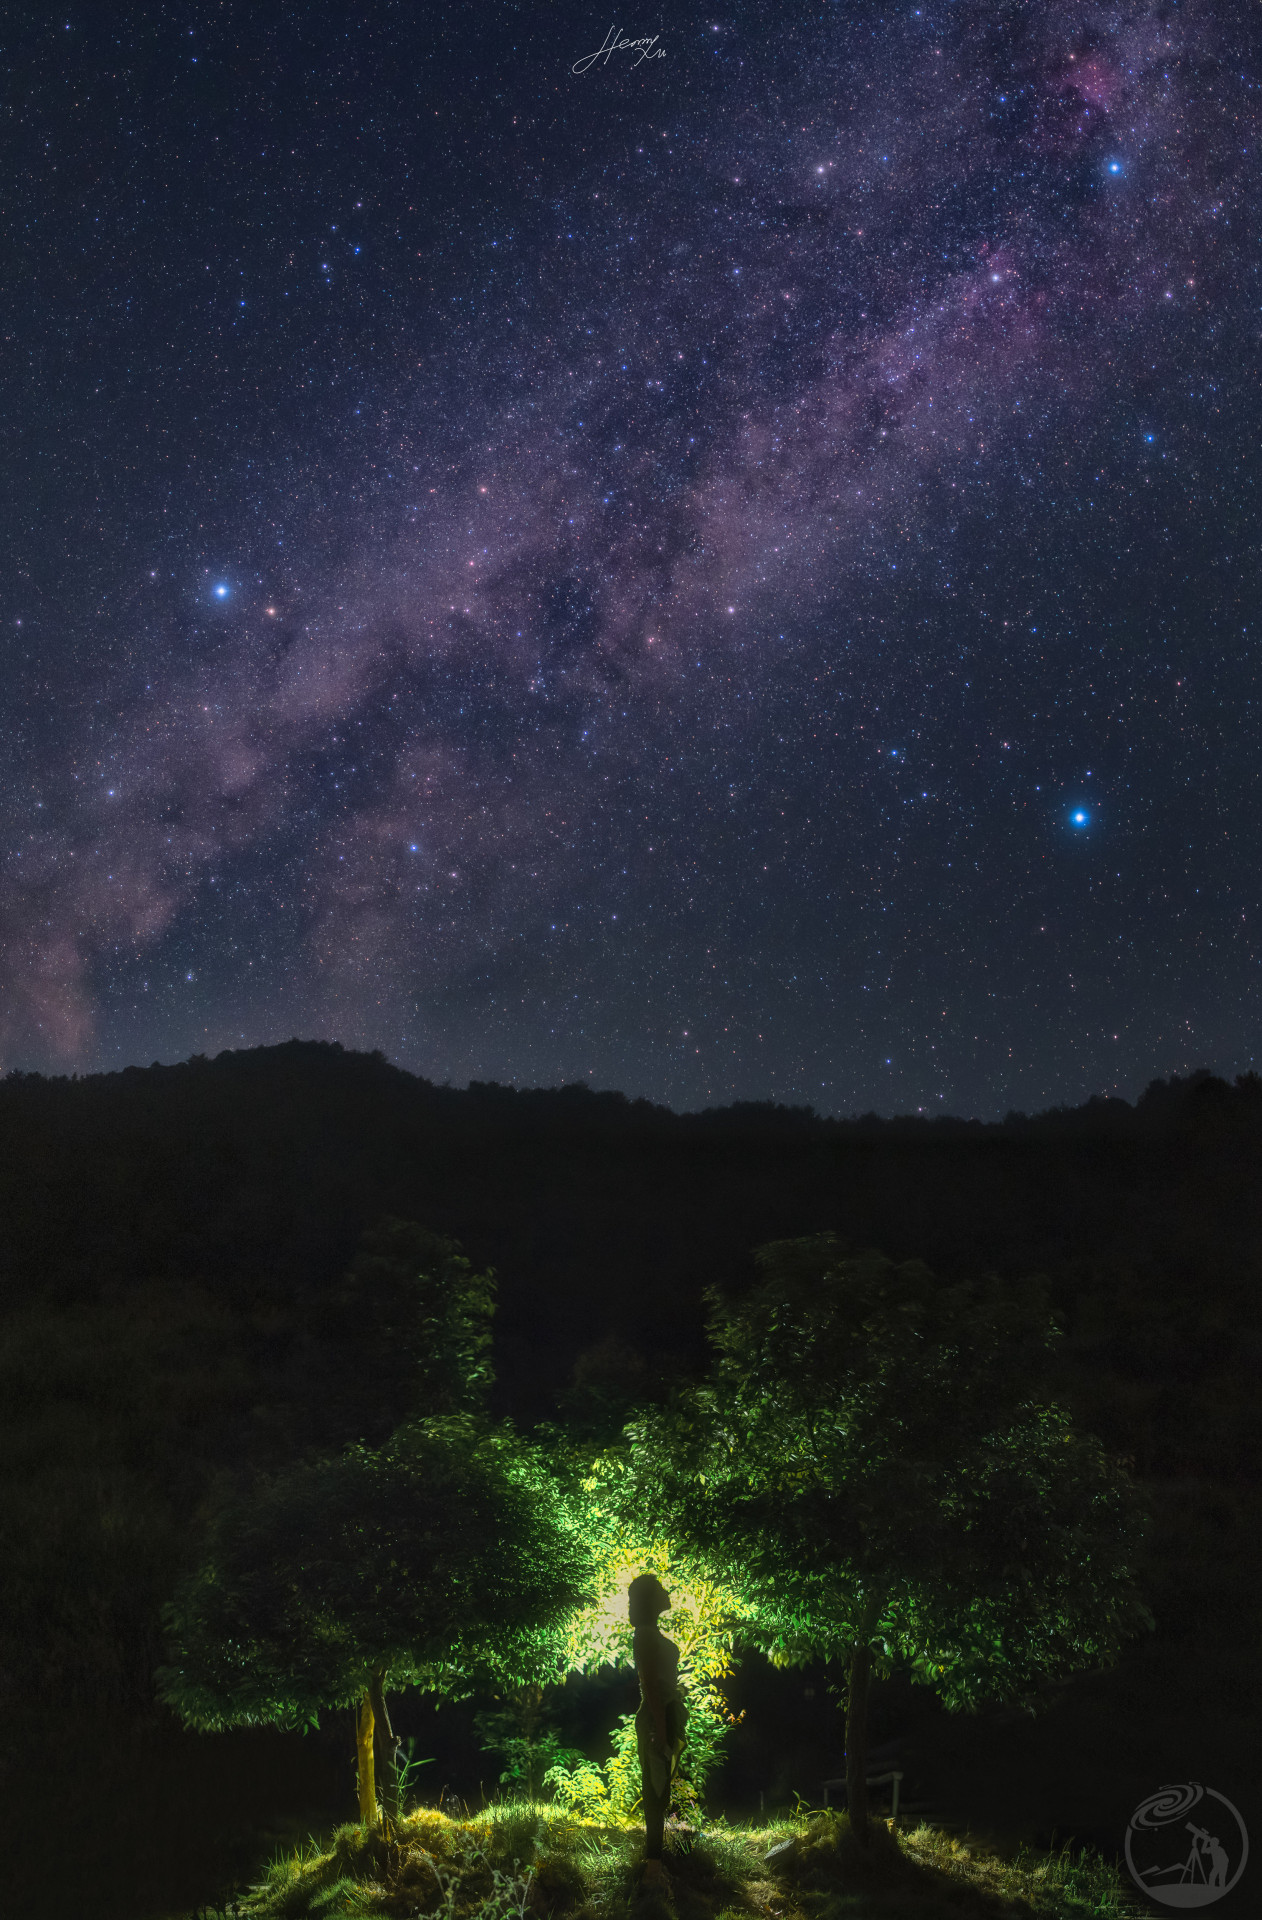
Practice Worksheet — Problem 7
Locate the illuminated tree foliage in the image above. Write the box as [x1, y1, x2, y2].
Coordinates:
[542, 1448, 752, 1821]
[157, 1418, 591, 1828]
[630, 1236, 1152, 1840]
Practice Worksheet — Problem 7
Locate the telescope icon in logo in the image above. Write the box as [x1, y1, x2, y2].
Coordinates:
[1125, 1781, 1249, 1908]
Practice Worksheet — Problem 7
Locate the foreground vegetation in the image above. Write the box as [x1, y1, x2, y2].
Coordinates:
[199, 1802, 1133, 1920]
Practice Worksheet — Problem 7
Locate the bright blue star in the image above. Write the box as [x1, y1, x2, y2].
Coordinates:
[1108, 161, 1122, 174]
[214, 583, 229, 598]
[1071, 809, 1089, 827]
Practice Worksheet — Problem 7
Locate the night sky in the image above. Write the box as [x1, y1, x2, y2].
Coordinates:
[4, 1, 1260, 1116]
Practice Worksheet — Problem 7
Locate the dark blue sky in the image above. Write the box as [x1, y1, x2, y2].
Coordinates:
[3, 1, 1259, 1116]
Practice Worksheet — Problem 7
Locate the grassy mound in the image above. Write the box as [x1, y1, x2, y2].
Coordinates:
[763, 1813, 1133, 1917]
[224, 1805, 1132, 1920]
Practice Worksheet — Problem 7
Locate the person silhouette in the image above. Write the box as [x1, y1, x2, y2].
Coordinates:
[1203, 1832, 1229, 1887]
[630, 1573, 687, 1886]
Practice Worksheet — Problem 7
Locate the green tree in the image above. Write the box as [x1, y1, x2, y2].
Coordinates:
[304, 1219, 497, 1445]
[630, 1237, 1152, 1841]
[157, 1418, 591, 1827]
[474, 1684, 585, 1800]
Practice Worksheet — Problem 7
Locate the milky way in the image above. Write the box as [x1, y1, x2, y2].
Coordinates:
[4, 1, 1260, 1114]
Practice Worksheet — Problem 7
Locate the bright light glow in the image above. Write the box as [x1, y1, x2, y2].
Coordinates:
[592, 1562, 640, 1643]
[1072, 809, 1089, 827]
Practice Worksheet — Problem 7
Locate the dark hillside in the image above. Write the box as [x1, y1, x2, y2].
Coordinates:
[1, 1043, 1259, 1460]
[1, 1045, 1259, 1916]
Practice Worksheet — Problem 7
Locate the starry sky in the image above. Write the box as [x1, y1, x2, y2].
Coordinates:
[3, 1, 1260, 1116]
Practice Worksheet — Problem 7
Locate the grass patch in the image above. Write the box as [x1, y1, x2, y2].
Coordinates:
[762, 1812, 1133, 1917]
[205, 1804, 1132, 1920]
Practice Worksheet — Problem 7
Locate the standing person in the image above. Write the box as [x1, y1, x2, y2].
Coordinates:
[1202, 1830, 1229, 1888]
[630, 1573, 687, 1885]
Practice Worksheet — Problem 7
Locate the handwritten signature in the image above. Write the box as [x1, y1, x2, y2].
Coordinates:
[572, 26, 665, 75]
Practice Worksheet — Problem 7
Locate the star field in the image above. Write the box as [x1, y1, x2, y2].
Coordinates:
[3, 1, 1260, 1115]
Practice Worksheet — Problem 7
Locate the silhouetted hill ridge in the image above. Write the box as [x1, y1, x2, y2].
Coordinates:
[0, 1038, 1258, 1458]
[5, 1036, 1258, 1136]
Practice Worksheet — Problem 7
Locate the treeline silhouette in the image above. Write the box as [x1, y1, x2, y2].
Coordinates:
[0, 1038, 1258, 1718]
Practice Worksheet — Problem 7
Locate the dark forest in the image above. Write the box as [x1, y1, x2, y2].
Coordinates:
[1, 1042, 1257, 1915]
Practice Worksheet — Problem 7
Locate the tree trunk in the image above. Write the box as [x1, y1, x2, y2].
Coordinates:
[355, 1689, 377, 1826]
[368, 1667, 399, 1829]
[844, 1596, 884, 1846]
[845, 1638, 873, 1844]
